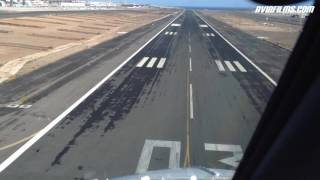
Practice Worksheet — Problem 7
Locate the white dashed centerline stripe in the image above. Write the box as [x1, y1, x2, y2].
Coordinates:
[170, 32, 173, 35]
[136, 57, 149, 67]
[189, 57, 192, 72]
[174, 32, 178, 35]
[189, 84, 194, 119]
[171, 23, 181, 27]
[215, 60, 225, 72]
[188, 45, 192, 53]
[157, 58, 166, 69]
[225, 61, 236, 72]
[194, 10, 277, 86]
[165, 32, 169, 35]
[206, 33, 210, 37]
[234, 61, 247, 72]
[146, 57, 158, 68]
[211, 33, 215, 37]
[0, 11, 184, 173]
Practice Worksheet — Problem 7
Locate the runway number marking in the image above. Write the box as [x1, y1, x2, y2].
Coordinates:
[137, 140, 242, 173]
[204, 143, 243, 168]
[136, 139, 181, 173]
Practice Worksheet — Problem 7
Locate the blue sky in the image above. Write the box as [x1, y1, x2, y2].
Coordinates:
[110, 0, 313, 8]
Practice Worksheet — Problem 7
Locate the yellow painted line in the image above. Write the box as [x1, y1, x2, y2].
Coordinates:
[183, 61, 191, 168]
[0, 133, 37, 151]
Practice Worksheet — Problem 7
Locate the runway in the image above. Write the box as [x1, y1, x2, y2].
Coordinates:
[0, 10, 276, 179]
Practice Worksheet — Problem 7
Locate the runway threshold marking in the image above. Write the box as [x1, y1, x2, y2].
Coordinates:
[215, 60, 248, 72]
[194, 11, 277, 86]
[0, 11, 184, 173]
[136, 57, 149, 67]
[234, 61, 247, 72]
[224, 61, 236, 72]
[146, 57, 158, 68]
[215, 60, 225, 72]
[157, 58, 166, 69]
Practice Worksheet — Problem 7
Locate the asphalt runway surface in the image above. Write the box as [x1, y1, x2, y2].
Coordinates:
[0, 10, 277, 179]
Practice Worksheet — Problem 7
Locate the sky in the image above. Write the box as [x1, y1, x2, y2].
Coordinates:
[110, 0, 313, 8]
[112, 0, 257, 8]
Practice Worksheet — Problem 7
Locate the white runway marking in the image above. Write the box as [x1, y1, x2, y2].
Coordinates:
[146, 57, 157, 68]
[136, 57, 149, 67]
[211, 33, 215, 37]
[194, 11, 277, 86]
[205, 143, 243, 168]
[171, 23, 181, 27]
[234, 61, 247, 72]
[206, 33, 210, 37]
[157, 58, 166, 69]
[199, 24, 208, 28]
[6, 104, 32, 109]
[165, 31, 169, 35]
[0, 12, 184, 173]
[174, 32, 178, 35]
[136, 139, 181, 173]
[188, 45, 192, 53]
[169, 32, 173, 35]
[189, 84, 194, 119]
[215, 60, 225, 72]
[224, 61, 236, 72]
[189, 57, 192, 72]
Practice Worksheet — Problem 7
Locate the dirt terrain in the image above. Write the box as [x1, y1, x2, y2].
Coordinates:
[0, 9, 176, 83]
[200, 10, 304, 50]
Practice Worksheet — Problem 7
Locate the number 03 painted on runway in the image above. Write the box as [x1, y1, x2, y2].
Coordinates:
[136, 139, 181, 173]
[136, 140, 243, 173]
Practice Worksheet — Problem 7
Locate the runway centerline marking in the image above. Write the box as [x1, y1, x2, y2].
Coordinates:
[0, 11, 184, 173]
[234, 61, 247, 72]
[136, 57, 149, 67]
[225, 61, 236, 72]
[146, 57, 158, 68]
[189, 84, 194, 119]
[188, 44, 192, 53]
[194, 11, 277, 86]
[189, 57, 192, 72]
[171, 23, 181, 27]
[157, 58, 166, 69]
[199, 24, 208, 28]
[215, 60, 225, 72]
